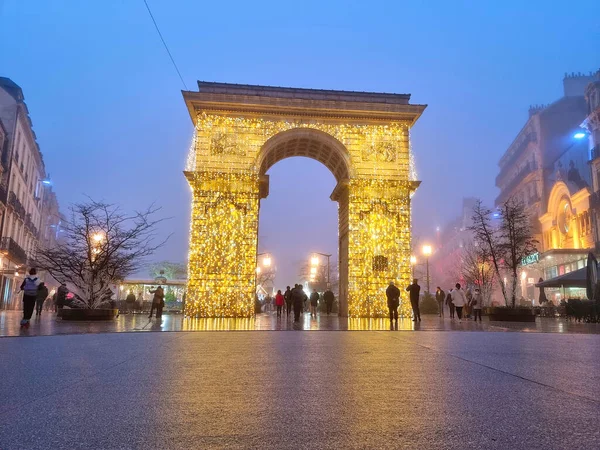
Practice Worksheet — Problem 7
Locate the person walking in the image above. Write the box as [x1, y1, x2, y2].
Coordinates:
[291, 284, 304, 322]
[451, 283, 467, 323]
[20, 268, 41, 328]
[446, 288, 455, 319]
[137, 291, 144, 313]
[323, 288, 335, 315]
[35, 282, 49, 316]
[284, 286, 293, 317]
[472, 288, 483, 322]
[309, 289, 319, 318]
[386, 282, 400, 328]
[125, 290, 136, 314]
[148, 285, 165, 319]
[406, 278, 421, 322]
[275, 289, 284, 318]
[435, 286, 445, 318]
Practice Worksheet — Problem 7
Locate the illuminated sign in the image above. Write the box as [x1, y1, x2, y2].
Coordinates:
[521, 252, 540, 266]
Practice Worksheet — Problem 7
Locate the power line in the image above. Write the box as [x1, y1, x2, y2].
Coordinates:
[142, 0, 188, 90]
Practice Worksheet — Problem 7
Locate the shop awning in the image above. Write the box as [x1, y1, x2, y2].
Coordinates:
[535, 267, 587, 288]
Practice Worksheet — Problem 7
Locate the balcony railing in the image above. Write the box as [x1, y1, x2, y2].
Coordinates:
[0, 183, 7, 205]
[591, 145, 600, 161]
[495, 161, 538, 206]
[590, 191, 600, 208]
[496, 132, 537, 185]
[8, 192, 26, 218]
[0, 237, 28, 266]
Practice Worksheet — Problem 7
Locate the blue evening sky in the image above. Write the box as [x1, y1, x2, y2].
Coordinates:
[1, 0, 599, 285]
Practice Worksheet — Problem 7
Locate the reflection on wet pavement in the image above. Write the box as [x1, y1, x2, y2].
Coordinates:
[1, 310, 600, 337]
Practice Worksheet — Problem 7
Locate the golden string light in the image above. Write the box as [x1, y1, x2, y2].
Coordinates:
[185, 113, 417, 318]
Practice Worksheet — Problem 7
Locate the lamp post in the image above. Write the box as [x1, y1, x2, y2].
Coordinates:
[310, 253, 332, 288]
[422, 245, 432, 293]
[410, 255, 417, 279]
[255, 253, 273, 294]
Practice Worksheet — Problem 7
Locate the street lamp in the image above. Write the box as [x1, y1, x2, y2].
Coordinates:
[410, 255, 417, 278]
[422, 245, 432, 293]
[310, 253, 332, 288]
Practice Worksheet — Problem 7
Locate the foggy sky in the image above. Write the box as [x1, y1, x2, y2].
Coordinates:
[1, 0, 599, 285]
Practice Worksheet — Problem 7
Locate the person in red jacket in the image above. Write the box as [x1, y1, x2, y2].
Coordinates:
[275, 289, 285, 318]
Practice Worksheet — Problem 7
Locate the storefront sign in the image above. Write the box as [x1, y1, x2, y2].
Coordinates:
[521, 252, 540, 266]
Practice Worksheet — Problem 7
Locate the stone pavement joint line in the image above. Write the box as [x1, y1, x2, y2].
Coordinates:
[388, 332, 600, 405]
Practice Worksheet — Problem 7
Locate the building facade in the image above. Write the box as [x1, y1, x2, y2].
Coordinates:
[497, 71, 600, 302]
[583, 73, 600, 249]
[0, 77, 61, 309]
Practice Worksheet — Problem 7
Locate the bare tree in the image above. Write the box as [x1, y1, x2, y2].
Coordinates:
[36, 200, 168, 309]
[256, 266, 276, 291]
[469, 200, 508, 305]
[498, 197, 538, 308]
[148, 261, 187, 280]
[469, 198, 538, 308]
[457, 243, 495, 307]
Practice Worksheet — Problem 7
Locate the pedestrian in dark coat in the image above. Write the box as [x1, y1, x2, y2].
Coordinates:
[309, 289, 319, 318]
[148, 286, 165, 318]
[446, 289, 455, 319]
[406, 278, 421, 322]
[284, 286, 293, 317]
[323, 289, 335, 315]
[35, 282, 49, 316]
[386, 282, 401, 326]
[291, 284, 305, 322]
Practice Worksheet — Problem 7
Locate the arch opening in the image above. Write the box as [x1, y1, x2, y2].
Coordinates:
[257, 128, 352, 182]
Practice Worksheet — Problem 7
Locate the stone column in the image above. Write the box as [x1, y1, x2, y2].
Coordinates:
[185, 171, 260, 317]
[346, 179, 416, 318]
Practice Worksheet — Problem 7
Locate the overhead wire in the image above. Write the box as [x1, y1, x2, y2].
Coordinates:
[142, 0, 188, 90]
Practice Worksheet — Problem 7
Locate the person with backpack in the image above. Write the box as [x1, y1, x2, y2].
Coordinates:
[20, 268, 41, 328]
[35, 282, 49, 316]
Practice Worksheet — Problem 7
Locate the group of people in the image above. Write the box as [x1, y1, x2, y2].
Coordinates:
[271, 285, 335, 322]
[123, 286, 165, 319]
[436, 284, 483, 322]
[386, 278, 484, 326]
[18, 266, 167, 328]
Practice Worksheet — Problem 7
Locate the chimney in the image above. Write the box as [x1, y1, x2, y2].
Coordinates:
[563, 72, 596, 97]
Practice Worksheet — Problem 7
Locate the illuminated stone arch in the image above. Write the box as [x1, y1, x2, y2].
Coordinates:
[257, 128, 353, 182]
[183, 82, 425, 318]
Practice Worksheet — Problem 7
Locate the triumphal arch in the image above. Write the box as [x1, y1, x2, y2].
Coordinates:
[183, 82, 425, 318]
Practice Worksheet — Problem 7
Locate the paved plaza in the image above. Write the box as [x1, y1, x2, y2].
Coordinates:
[0, 313, 599, 449]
